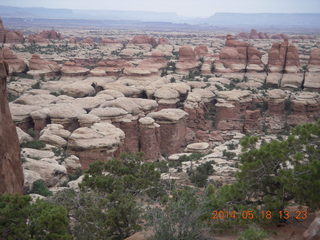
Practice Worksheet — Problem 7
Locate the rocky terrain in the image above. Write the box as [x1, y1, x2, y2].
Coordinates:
[0, 16, 320, 239]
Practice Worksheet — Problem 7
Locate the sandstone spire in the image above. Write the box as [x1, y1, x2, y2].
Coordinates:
[0, 49, 24, 194]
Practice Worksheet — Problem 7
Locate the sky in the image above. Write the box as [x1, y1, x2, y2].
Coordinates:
[0, 0, 319, 17]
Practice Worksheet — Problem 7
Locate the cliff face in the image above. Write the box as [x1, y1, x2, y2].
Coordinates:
[0, 50, 24, 194]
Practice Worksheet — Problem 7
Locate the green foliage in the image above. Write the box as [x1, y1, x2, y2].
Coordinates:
[0, 194, 71, 240]
[11, 72, 33, 79]
[7, 92, 19, 102]
[170, 77, 176, 83]
[30, 180, 52, 197]
[223, 150, 236, 160]
[58, 153, 165, 239]
[147, 188, 206, 240]
[26, 128, 36, 138]
[28, 200, 71, 240]
[237, 225, 268, 240]
[68, 168, 83, 181]
[81, 153, 161, 196]
[21, 140, 46, 149]
[31, 81, 41, 89]
[203, 121, 320, 233]
[188, 161, 215, 187]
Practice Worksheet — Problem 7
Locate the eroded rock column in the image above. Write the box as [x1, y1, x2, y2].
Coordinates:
[0, 51, 24, 194]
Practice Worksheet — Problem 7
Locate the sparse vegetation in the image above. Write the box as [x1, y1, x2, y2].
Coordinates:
[21, 140, 46, 149]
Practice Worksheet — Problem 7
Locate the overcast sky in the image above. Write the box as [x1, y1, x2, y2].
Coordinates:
[1, 0, 320, 17]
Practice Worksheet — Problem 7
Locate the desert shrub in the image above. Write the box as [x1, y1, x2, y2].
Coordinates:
[147, 188, 207, 240]
[31, 82, 41, 89]
[21, 140, 46, 149]
[0, 194, 71, 240]
[188, 161, 214, 187]
[26, 128, 36, 138]
[68, 168, 83, 181]
[223, 150, 236, 160]
[206, 122, 320, 228]
[30, 180, 52, 197]
[7, 92, 19, 102]
[237, 225, 268, 240]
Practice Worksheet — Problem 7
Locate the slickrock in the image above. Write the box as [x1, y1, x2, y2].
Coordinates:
[67, 122, 125, 169]
[0, 53, 24, 194]
[10, 103, 41, 131]
[39, 124, 71, 147]
[90, 107, 129, 123]
[2, 48, 27, 73]
[148, 109, 188, 155]
[287, 92, 320, 127]
[22, 149, 67, 187]
[281, 73, 304, 89]
[77, 114, 101, 127]
[100, 97, 158, 116]
[16, 127, 33, 144]
[265, 89, 288, 133]
[63, 155, 82, 174]
[48, 103, 87, 131]
[304, 73, 320, 91]
[185, 142, 210, 153]
[61, 82, 95, 98]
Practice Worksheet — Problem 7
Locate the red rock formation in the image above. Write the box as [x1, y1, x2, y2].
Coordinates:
[216, 36, 263, 72]
[176, 46, 199, 74]
[138, 117, 161, 161]
[101, 38, 118, 44]
[309, 48, 320, 66]
[0, 51, 24, 194]
[268, 40, 300, 73]
[130, 35, 158, 47]
[158, 38, 170, 45]
[81, 37, 94, 45]
[120, 119, 140, 153]
[28, 54, 61, 72]
[2, 48, 27, 73]
[38, 30, 62, 40]
[148, 109, 188, 155]
[194, 45, 208, 58]
[244, 109, 263, 133]
[5, 30, 24, 43]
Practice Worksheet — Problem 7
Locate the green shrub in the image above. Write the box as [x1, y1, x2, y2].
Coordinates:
[21, 140, 46, 149]
[31, 82, 41, 89]
[26, 128, 36, 138]
[188, 161, 214, 187]
[68, 168, 83, 181]
[223, 150, 236, 160]
[30, 180, 52, 197]
[0, 194, 71, 240]
[237, 225, 268, 240]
